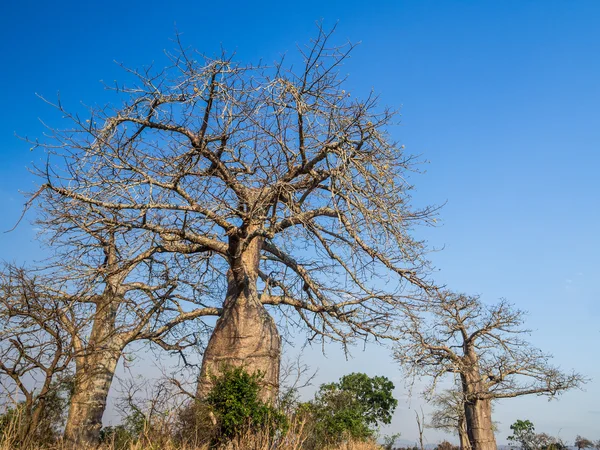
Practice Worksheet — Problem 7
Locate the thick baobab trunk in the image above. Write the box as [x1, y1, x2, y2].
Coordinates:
[64, 297, 123, 447]
[462, 367, 496, 450]
[197, 229, 281, 401]
[464, 396, 495, 450]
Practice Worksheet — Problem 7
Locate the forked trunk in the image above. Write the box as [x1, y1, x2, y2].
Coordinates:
[197, 229, 281, 401]
[63, 296, 123, 447]
[16, 396, 37, 446]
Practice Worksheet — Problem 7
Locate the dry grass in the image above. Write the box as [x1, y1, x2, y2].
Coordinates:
[0, 401, 384, 450]
[0, 437, 384, 450]
[0, 415, 384, 450]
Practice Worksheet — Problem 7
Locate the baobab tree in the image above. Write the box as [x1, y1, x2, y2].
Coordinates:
[393, 292, 585, 450]
[13, 197, 221, 446]
[28, 25, 438, 405]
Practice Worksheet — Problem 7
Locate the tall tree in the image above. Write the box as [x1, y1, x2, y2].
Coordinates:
[11, 200, 220, 446]
[393, 292, 585, 450]
[29, 26, 437, 403]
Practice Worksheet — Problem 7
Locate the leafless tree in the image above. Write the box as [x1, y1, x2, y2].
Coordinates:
[0, 264, 75, 446]
[393, 292, 586, 450]
[429, 388, 471, 450]
[27, 25, 437, 408]
[59, 235, 218, 447]
[278, 351, 318, 413]
[575, 436, 594, 450]
[8, 196, 222, 446]
[114, 374, 190, 447]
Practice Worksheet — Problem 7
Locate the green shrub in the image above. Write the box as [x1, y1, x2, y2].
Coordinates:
[205, 366, 287, 445]
[301, 372, 398, 449]
[0, 376, 71, 447]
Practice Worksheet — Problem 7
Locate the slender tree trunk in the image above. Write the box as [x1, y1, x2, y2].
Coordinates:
[63, 296, 123, 447]
[17, 396, 37, 446]
[197, 228, 281, 401]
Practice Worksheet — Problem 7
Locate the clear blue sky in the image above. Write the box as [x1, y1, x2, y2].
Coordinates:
[1, 0, 599, 444]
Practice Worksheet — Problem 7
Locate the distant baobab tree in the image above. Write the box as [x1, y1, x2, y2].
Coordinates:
[393, 292, 585, 450]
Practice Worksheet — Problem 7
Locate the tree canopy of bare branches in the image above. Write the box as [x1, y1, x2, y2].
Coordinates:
[27, 24, 437, 414]
[0, 265, 75, 445]
[393, 292, 585, 450]
[5, 202, 222, 447]
[429, 388, 471, 450]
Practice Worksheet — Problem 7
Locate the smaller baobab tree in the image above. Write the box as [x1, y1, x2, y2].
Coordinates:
[393, 292, 586, 450]
[18, 193, 222, 446]
[429, 387, 472, 450]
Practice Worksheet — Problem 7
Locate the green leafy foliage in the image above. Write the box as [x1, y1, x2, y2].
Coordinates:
[205, 366, 287, 443]
[382, 433, 402, 450]
[302, 372, 398, 448]
[508, 420, 537, 450]
[99, 408, 148, 449]
[99, 425, 137, 450]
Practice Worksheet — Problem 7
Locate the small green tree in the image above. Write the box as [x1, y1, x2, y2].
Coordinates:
[303, 372, 397, 447]
[508, 420, 537, 450]
[383, 433, 402, 450]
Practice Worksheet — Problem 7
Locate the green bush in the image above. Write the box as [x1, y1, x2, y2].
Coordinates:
[99, 409, 147, 450]
[205, 366, 287, 444]
[301, 372, 398, 448]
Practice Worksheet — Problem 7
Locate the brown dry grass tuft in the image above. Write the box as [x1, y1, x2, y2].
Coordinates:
[0, 414, 384, 450]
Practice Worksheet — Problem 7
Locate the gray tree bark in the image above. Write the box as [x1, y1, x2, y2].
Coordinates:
[197, 230, 281, 402]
